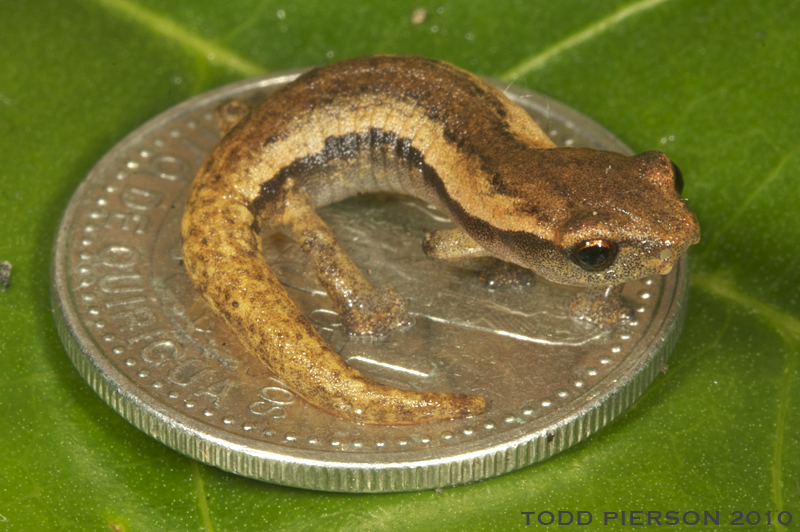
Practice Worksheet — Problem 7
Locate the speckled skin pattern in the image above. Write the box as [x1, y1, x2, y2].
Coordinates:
[181, 55, 700, 425]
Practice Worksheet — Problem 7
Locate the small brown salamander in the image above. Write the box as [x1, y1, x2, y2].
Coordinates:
[181, 55, 700, 425]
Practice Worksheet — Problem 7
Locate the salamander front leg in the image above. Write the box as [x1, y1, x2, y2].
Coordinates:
[422, 228, 492, 261]
[569, 284, 633, 328]
[423, 228, 533, 287]
[276, 184, 412, 336]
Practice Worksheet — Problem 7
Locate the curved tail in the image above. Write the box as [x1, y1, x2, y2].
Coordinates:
[181, 171, 485, 425]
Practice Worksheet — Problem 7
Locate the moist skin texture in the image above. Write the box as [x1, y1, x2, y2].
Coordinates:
[181, 55, 700, 425]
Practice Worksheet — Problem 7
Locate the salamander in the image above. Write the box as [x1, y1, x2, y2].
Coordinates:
[181, 55, 700, 425]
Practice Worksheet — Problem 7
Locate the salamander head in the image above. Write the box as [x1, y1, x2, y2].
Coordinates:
[483, 148, 701, 287]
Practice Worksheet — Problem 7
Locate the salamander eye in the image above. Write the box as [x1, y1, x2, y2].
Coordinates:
[571, 240, 618, 271]
[671, 161, 684, 195]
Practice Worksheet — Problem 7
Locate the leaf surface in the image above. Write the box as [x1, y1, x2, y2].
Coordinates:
[1, 1, 798, 530]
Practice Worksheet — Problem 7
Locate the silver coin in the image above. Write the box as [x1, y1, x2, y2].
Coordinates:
[51, 69, 688, 493]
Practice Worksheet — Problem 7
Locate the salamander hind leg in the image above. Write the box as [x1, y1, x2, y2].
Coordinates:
[275, 182, 412, 336]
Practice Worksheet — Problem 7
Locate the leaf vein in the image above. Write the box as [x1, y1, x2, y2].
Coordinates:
[193, 461, 214, 532]
[701, 146, 800, 257]
[87, 0, 265, 77]
[500, 0, 673, 81]
[225, 0, 275, 41]
[693, 271, 800, 342]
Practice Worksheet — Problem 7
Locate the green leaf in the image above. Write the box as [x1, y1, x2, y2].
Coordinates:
[1, 0, 798, 530]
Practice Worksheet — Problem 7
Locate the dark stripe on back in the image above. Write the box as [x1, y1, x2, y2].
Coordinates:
[246, 126, 555, 266]
[248, 128, 407, 218]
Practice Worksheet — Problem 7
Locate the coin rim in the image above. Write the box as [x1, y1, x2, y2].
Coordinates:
[51, 70, 689, 493]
